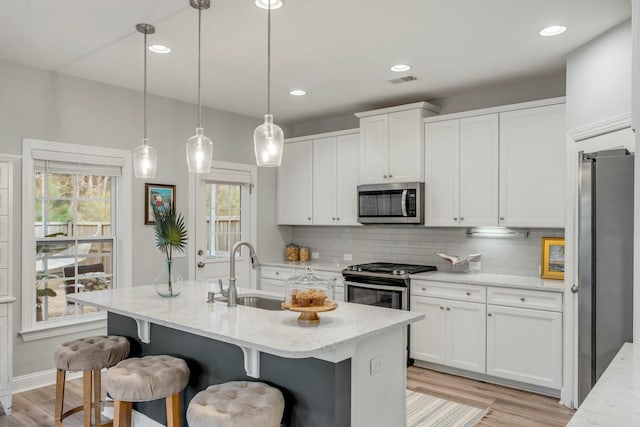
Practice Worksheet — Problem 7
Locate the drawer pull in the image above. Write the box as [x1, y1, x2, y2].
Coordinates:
[488, 313, 492, 317]
[465, 291, 471, 296]
[446, 307, 451, 311]
[275, 272, 279, 275]
[439, 306, 445, 310]
[421, 287, 426, 291]
[520, 297, 525, 302]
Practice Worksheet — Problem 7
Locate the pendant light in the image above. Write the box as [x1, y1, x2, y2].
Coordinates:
[133, 23, 158, 179]
[253, 0, 284, 167]
[186, 0, 213, 173]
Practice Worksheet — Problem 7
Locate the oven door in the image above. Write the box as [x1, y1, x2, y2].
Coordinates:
[344, 281, 408, 310]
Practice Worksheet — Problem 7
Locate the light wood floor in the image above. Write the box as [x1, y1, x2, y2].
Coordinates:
[407, 366, 575, 426]
[0, 368, 575, 426]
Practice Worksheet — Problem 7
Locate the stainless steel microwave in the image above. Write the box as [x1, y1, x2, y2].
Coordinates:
[357, 182, 424, 224]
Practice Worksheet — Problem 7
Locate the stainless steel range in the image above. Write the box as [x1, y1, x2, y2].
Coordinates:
[342, 262, 437, 311]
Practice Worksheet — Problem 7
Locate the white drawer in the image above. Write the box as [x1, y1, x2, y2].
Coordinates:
[487, 287, 563, 312]
[313, 270, 344, 286]
[0, 270, 6, 296]
[0, 217, 6, 242]
[411, 280, 486, 303]
[260, 278, 285, 295]
[0, 189, 7, 216]
[0, 304, 6, 317]
[260, 266, 296, 281]
[0, 162, 7, 189]
[0, 243, 6, 269]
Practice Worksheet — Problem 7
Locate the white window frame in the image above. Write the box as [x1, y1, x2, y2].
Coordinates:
[188, 161, 258, 283]
[20, 138, 132, 341]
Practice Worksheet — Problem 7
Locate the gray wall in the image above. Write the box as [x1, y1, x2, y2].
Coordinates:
[566, 19, 632, 131]
[291, 226, 564, 277]
[288, 72, 566, 137]
[0, 59, 288, 376]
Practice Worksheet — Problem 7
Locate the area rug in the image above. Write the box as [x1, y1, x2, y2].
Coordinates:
[407, 390, 489, 427]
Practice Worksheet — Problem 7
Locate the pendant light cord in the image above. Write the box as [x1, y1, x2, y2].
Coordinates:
[198, 5, 202, 128]
[143, 30, 148, 141]
[267, 1, 271, 115]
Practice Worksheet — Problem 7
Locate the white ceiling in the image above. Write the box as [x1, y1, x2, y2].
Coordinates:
[0, 0, 631, 124]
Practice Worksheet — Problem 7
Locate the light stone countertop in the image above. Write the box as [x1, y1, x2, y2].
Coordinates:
[0, 296, 16, 304]
[567, 343, 640, 426]
[410, 272, 565, 293]
[68, 282, 423, 360]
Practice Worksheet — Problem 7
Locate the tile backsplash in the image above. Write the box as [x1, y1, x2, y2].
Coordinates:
[290, 226, 564, 277]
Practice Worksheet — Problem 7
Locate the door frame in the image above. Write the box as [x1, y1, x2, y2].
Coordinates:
[188, 160, 258, 287]
[564, 113, 634, 408]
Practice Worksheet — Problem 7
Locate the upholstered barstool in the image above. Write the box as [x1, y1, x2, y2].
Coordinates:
[187, 381, 285, 427]
[106, 355, 190, 427]
[54, 335, 130, 427]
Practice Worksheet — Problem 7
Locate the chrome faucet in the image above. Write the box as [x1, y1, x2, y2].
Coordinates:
[226, 241, 260, 307]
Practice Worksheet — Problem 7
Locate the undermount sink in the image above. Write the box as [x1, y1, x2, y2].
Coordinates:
[216, 295, 284, 311]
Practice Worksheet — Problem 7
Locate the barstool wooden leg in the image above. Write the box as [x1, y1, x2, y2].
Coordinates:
[113, 401, 132, 427]
[165, 393, 181, 427]
[83, 370, 92, 427]
[54, 369, 65, 426]
[93, 369, 101, 424]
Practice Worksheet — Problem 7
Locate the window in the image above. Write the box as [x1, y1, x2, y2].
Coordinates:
[22, 139, 132, 338]
[205, 183, 242, 258]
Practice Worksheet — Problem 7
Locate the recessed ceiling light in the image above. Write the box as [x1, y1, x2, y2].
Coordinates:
[390, 64, 411, 72]
[539, 25, 567, 37]
[148, 44, 172, 54]
[289, 89, 306, 96]
[255, 0, 283, 10]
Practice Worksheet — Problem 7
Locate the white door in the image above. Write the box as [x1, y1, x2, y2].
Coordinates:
[336, 133, 360, 226]
[312, 137, 338, 225]
[194, 169, 254, 290]
[445, 300, 486, 374]
[459, 114, 499, 227]
[410, 296, 446, 364]
[277, 140, 313, 225]
[487, 304, 563, 389]
[389, 109, 424, 182]
[359, 115, 389, 183]
[425, 120, 460, 226]
[499, 104, 566, 227]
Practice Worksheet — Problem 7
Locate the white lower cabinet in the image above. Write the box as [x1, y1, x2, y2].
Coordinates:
[410, 296, 485, 373]
[0, 309, 9, 411]
[260, 278, 286, 295]
[486, 304, 562, 389]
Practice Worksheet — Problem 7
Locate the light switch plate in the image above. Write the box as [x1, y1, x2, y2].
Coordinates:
[370, 355, 384, 376]
[311, 252, 320, 260]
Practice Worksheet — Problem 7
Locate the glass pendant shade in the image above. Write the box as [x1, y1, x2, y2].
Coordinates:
[254, 114, 284, 167]
[186, 127, 213, 173]
[133, 139, 158, 178]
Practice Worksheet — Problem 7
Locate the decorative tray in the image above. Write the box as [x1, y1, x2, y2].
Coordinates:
[281, 300, 337, 325]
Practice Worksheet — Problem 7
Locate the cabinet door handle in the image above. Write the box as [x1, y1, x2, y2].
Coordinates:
[332, 217, 336, 221]
[520, 297, 526, 302]
[383, 174, 388, 178]
[465, 291, 471, 296]
[446, 307, 451, 311]
[275, 272, 279, 275]
[460, 217, 464, 221]
[308, 217, 312, 221]
[388, 174, 393, 178]
[488, 313, 492, 317]
[499, 216, 505, 221]
[197, 262, 205, 268]
[453, 217, 458, 221]
[336, 217, 340, 221]
[439, 306, 445, 310]
[421, 287, 427, 291]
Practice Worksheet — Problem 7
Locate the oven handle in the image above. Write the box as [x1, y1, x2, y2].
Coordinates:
[401, 189, 408, 217]
[344, 281, 408, 293]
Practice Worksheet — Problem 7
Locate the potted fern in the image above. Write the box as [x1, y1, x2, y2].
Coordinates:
[152, 201, 188, 297]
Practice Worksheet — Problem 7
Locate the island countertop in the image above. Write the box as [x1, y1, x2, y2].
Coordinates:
[68, 283, 423, 360]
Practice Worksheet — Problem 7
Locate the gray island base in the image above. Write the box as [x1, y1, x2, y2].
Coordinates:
[70, 284, 422, 427]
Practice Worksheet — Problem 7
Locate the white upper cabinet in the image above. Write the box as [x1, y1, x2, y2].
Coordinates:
[357, 102, 441, 184]
[312, 133, 360, 226]
[277, 140, 313, 225]
[499, 104, 566, 227]
[425, 114, 498, 227]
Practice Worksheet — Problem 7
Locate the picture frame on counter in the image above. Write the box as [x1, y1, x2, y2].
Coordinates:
[541, 237, 565, 280]
[145, 183, 176, 225]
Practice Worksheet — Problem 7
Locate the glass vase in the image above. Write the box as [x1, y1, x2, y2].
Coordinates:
[154, 260, 184, 297]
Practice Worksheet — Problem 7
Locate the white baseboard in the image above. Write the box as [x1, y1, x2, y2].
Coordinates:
[102, 406, 163, 427]
[12, 368, 83, 394]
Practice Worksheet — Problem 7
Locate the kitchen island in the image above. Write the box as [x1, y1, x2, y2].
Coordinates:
[69, 282, 423, 427]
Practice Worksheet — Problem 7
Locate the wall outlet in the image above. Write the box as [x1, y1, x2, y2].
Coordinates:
[370, 355, 384, 376]
[343, 254, 353, 261]
[311, 252, 320, 260]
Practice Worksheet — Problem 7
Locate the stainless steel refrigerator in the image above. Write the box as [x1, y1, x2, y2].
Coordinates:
[577, 149, 634, 405]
